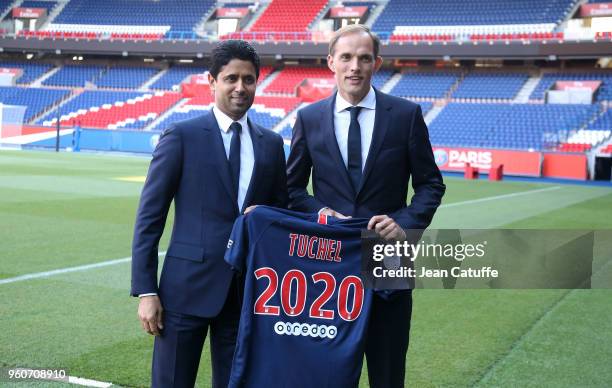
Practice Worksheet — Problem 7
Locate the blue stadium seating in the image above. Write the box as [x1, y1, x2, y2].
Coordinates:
[279, 124, 292, 141]
[37, 90, 145, 124]
[372, 69, 394, 90]
[53, 0, 216, 32]
[453, 73, 528, 99]
[42, 65, 104, 87]
[390, 73, 458, 98]
[222, 2, 254, 7]
[151, 109, 209, 131]
[248, 109, 284, 129]
[417, 101, 433, 115]
[150, 66, 207, 90]
[151, 106, 284, 131]
[0, 0, 13, 15]
[20, 1, 58, 12]
[0, 61, 54, 84]
[96, 67, 160, 89]
[588, 109, 612, 130]
[429, 102, 597, 150]
[530, 72, 612, 101]
[0, 86, 69, 122]
[372, 0, 576, 33]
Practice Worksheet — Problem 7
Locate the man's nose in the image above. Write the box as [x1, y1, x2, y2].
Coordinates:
[234, 79, 245, 93]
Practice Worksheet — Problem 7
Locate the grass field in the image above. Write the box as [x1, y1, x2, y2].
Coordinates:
[1, 149, 611, 387]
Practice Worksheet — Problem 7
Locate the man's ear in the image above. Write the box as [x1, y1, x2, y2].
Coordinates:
[327, 55, 335, 73]
[374, 56, 383, 72]
[207, 72, 216, 92]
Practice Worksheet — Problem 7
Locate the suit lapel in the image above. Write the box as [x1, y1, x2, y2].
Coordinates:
[203, 111, 237, 209]
[357, 89, 392, 197]
[241, 118, 263, 213]
[322, 93, 356, 196]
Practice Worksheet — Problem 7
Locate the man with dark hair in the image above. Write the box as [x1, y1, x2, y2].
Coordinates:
[132, 40, 287, 387]
[287, 25, 445, 387]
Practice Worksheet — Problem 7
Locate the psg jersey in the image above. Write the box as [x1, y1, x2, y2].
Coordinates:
[225, 206, 373, 388]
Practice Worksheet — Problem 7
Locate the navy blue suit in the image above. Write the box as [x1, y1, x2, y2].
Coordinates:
[286, 89, 445, 387]
[132, 110, 287, 387]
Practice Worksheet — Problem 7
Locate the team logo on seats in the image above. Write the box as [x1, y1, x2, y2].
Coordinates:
[273, 321, 337, 339]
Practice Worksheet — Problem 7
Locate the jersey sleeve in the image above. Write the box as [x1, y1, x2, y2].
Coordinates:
[224, 214, 249, 273]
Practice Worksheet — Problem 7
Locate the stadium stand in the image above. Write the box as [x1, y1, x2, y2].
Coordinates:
[453, 73, 529, 100]
[50, 0, 216, 33]
[530, 72, 612, 101]
[150, 66, 208, 90]
[372, 69, 395, 90]
[42, 65, 104, 87]
[0, 61, 54, 84]
[96, 67, 160, 89]
[588, 109, 612, 130]
[151, 108, 210, 131]
[20, 1, 58, 12]
[152, 94, 301, 132]
[249, 0, 328, 32]
[390, 72, 459, 98]
[429, 103, 597, 150]
[40, 90, 180, 130]
[0, 86, 69, 122]
[374, 0, 577, 38]
[0, 0, 13, 15]
[39, 90, 144, 124]
[264, 66, 332, 95]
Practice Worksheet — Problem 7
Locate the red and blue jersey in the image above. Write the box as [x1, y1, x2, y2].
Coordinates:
[225, 206, 373, 388]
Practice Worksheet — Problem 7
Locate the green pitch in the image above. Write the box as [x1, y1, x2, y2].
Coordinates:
[1, 150, 611, 387]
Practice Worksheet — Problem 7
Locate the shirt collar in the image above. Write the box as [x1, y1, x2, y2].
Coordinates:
[212, 105, 249, 133]
[335, 86, 376, 113]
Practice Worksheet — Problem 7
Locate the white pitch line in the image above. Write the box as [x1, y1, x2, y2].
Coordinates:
[68, 375, 113, 387]
[439, 185, 561, 208]
[0, 252, 166, 286]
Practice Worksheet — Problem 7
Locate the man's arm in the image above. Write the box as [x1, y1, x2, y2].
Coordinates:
[286, 111, 326, 213]
[131, 126, 182, 297]
[391, 105, 445, 230]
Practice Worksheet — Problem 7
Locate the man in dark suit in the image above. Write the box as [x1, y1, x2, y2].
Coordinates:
[286, 25, 445, 388]
[131, 40, 287, 387]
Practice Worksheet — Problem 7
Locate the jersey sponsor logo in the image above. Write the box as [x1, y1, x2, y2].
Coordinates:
[273, 321, 337, 339]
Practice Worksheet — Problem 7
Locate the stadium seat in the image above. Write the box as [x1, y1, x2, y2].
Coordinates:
[264, 67, 332, 95]
[249, 0, 328, 32]
[0, 86, 70, 122]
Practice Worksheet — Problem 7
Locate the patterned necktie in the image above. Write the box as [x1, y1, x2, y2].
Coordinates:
[346, 106, 363, 192]
[229, 122, 242, 199]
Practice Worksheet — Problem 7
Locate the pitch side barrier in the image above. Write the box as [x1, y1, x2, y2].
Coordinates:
[358, 229, 612, 290]
[21, 127, 162, 154]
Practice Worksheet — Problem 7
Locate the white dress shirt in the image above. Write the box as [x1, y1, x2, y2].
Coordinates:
[138, 106, 255, 298]
[212, 106, 255, 211]
[333, 86, 377, 171]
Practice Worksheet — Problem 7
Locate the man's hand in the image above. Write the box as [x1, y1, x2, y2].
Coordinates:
[138, 295, 164, 336]
[244, 205, 258, 214]
[320, 207, 350, 219]
[368, 215, 406, 241]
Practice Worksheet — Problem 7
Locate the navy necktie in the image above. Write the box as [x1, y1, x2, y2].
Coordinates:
[229, 122, 241, 199]
[346, 106, 362, 192]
